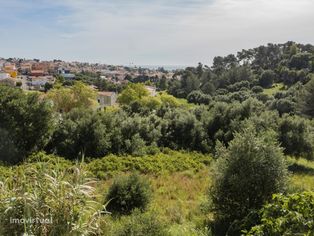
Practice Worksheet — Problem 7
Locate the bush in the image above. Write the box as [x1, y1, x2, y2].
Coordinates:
[160, 108, 210, 152]
[201, 98, 265, 147]
[298, 76, 314, 118]
[187, 90, 212, 105]
[278, 115, 314, 159]
[110, 210, 169, 236]
[210, 125, 288, 235]
[269, 98, 296, 115]
[87, 151, 211, 179]
[251, 86, 263, 93]
[259, 70, 275, 88]
[106, 174, 151, 215]
[0, 163, 105, 235]
[245, 192, 314, 235]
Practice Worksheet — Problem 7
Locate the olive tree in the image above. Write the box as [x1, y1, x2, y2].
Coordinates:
[210, 125, 288, 235]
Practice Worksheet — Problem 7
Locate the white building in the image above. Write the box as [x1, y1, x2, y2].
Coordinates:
[145, 85, 157, 96]
[97, 91, 117, 108]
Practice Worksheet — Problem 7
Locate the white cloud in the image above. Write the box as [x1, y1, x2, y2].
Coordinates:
[0, 0, 313, 65]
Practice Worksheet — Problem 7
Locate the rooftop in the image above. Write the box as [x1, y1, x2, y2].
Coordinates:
[98, 91, 116, 96]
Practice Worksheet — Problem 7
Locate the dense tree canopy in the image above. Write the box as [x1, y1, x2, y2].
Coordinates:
[1, 41, 314, 235]
[1, 42, 313, 162]
[0, 85, 53, 163]
[47, 81, 97, 113]
[117, 83, 150, 105]
[298, 76, 314, 117]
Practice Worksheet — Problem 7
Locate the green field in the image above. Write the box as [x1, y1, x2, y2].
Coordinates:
[262, 83, 285, 96]
[1, 151, 313, 235]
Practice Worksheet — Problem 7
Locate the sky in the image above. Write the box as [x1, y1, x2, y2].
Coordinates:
[0, 0, 313, 66]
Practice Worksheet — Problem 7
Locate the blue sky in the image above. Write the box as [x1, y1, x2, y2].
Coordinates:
[0, 0, 313, 66]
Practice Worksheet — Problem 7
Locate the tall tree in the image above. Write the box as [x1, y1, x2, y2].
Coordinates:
[210, 126, 288, 235]
[298, 76, 314, 117]
[0, 85, 53, 163]
[47, 81, 96, 113]
[118, 83, 149, 105]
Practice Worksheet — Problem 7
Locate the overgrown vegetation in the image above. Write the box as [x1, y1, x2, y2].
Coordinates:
[1, 41, 314, 235]
[87, 150, 212, 179]
[245, 192, 314, 235]
[0, 162, 105, 235]
[105, 174, 151, 215]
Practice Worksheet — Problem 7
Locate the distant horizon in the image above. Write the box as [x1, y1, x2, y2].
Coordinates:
[0, 55, 193, 69]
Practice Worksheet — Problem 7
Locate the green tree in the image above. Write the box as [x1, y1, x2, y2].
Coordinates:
[210, 126, 288, 235]
[46, 108, 111, 159]
[44, 82, 53, 92]
[180, 71, 200, 97]
[289, 52, 313, 70]
[259, 70, 275, 88]
[47, 86, 74, 112]
[187, 90, 212, 105]
[289, 43, 299, 56]
[72, 81, 97, 108]
[160, 108, 209, 152]
[202, 98, 265, 147]
[158, 75, 168, 91]
[269, 98, 296, 116]
[0, 85, 53, 163]
[118, 83, 149, 105]
[278, 115, 314, 159]
[298, 76, 314, 117]
[47, 81, 96, 113]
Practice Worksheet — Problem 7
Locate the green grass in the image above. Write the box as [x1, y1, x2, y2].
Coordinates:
[97, 170, 211, 235]
[2, 152, 314, 235]
[263, 83, 285, 96]
[0, 150, 212, 235]
[287, 157, 314, 191]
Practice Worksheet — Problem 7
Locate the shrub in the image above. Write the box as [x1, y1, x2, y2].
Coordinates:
[298, 76, 314, 118]
[259, 70, 275, 88]
[0, 163, 105, 235]
[278, 115, 314, 159]
[0, 165, 12, 182]
[111, 210, 169, 236]
[160, 108, 210, 152]
[26, 151, 73, 170]
[106, 174, 151, 215]
[269, 98, 296, 115]
[251, 86, 263, 93]
[210, 126, 288, 235]
[245, 192, 314, 235]
[187, 90, 212, 105]
[87, 151, 211, 179]
[202, 98, 265, 147]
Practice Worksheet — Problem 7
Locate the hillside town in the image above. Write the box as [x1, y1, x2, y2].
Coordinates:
[0, 58, 176, 92]
[0, 57, 178, 108]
